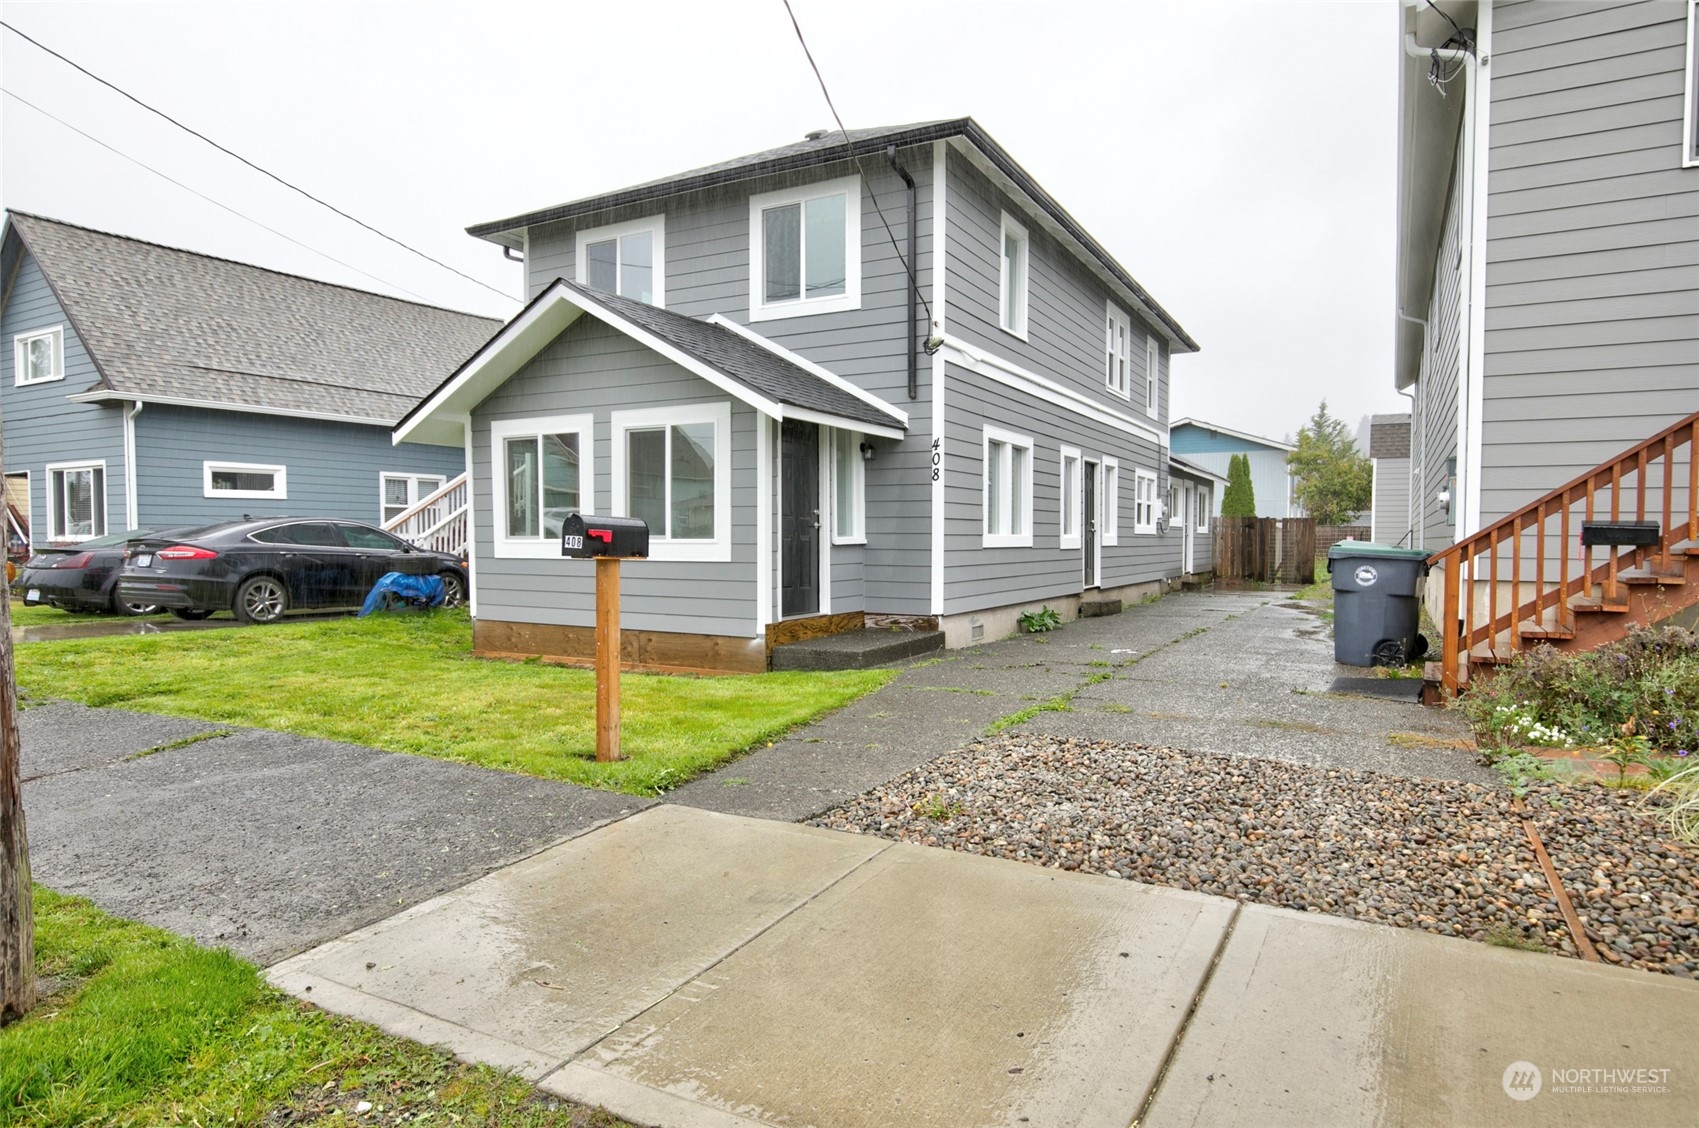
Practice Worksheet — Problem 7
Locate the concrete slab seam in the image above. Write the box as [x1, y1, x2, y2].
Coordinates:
[20, 727, 238, 783]
[1128, 902, 1243, 1128]
[539, 1062, 775, 1128]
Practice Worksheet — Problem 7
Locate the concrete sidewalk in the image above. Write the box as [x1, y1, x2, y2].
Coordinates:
[270, 804, 1699, 1128]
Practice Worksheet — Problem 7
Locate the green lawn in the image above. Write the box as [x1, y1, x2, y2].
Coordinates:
[12, 610, 891, 795]
[0, 888, 631, 1126]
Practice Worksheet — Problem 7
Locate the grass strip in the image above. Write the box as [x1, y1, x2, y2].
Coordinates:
[0, 887, 630, 1127]
[12, 611, 891, 796]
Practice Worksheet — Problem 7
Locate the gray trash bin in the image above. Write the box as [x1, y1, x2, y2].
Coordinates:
[1327, 541, 1431, 667]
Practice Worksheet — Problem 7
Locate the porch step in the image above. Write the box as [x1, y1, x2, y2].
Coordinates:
[1570, 595, 1630, 614]
[1079, 598, 1123, 618]
[1468, 644, 1514, 666]
[770, 628, 945, 672]
[1519, 622, 1575, 641]
[1618, 566, 1686, 586]
[1673, 539, 1699, 556]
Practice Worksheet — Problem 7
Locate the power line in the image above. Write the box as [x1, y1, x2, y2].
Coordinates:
[0, 19, 513, 303]
[2, 88, 431, 300]
[779, 0, 933, 324]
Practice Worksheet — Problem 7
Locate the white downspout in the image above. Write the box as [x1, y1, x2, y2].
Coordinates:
[1461, 4, 1493, 537]
[123, 399, 142, 530]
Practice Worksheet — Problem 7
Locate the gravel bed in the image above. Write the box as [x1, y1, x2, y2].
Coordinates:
[811, 736, 1698, 978]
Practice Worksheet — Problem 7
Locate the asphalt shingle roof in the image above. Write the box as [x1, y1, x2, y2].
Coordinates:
[6, 213, 502, 424]
[561, 281, 903, 431]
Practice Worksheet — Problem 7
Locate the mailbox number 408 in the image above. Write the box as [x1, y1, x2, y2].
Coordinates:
[563, 535, 584, 550]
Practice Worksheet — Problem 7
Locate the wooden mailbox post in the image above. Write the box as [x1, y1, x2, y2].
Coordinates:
[561, 514, 649, 763]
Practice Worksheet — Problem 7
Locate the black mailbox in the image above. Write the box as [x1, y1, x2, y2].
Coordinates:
[1581, 520, 1660, 547]
[561, 513, 649, 559]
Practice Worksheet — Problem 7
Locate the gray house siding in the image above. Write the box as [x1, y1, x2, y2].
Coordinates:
[521, 146, 939, 616]
[1414, 127, 1467, 551]
[941, 362, 1175, 616]
[470, 316, 758, 638]
[1481, 0, 1699, 524]
[944, 150, 1169, 424]
[1372, 457, 1414, 546]
[0, 249, 126, 539]
[133, 405, 463, 529]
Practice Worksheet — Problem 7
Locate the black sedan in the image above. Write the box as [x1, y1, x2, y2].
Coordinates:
[11, 530, 175, 615]
[117, 517, 467, 624]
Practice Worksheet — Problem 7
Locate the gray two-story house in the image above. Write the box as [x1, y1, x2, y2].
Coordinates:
[398, 119, 1200, 673]
[1, 213, 497, 556]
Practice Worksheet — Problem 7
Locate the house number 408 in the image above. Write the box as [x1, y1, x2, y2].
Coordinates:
[931, 438, 942, 481]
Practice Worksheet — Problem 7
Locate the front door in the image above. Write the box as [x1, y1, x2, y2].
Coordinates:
[1083, 461, 1098, 589]
[780, 420, 820, 617]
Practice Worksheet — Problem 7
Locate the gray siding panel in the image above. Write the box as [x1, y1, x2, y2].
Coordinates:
[134, 406, 463, 529]
[1372, 457, 1413, 546]
[0, 250, 126, 539]
[1481, 0, 1699, 525]
[1416, 125, 1467, 551]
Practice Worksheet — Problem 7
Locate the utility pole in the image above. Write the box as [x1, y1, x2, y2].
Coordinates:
[0, 428, 34, 1025]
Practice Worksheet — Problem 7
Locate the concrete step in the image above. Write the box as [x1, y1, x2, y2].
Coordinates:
[1079, 598, 1123, 618]
[770, 628, 945, 671]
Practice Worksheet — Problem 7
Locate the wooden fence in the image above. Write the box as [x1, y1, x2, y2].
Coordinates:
[1315, 524, 1372, 555]
[1214, 517, 1316, 584]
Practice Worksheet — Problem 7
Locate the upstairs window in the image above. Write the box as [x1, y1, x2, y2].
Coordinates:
[750, 176, 861, 320]
[999, 213, 1029, 338]
[13, 326, 64, 386]
[983, 426, 1033, 548]
[1144, 337, 1160, 418]
[47, 461, 104, 540]
[491, 415, 591, 558]
[577, 216, 665, 306]
[1105, 305, 1130, 398]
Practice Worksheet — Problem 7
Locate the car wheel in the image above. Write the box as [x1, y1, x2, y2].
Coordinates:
[170, 608, 215, 621]
[234, 575, 289, 624]
[111, 591, 161, 616]
[437, 570, 466, 608]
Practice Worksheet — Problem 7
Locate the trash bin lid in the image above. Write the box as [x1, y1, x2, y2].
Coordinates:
[1326, 540, 1430, 561]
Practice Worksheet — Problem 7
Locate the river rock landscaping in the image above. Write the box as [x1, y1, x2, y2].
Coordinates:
[812, 735, 1698, 978]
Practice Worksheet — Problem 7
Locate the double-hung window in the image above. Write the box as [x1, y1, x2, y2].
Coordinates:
[380, 473, 448, 525]
[831, 430, 866, 544]
[1059, 447, 1082, 549]
[1144, 337, 1160, 418]
[983, 426, 1033, 548]
[1102, 458, 1119, 545]
[204, 461, 286, 499]
[999, 213, 1029, 338]
[750, 175, 861, 320]
[13, 326, 64, 386]
[46, 460, 105, 540]
[1133, 469, 1158, 534]
[491, 415, 591, 558]
[612, 402, 731, 561]
[576, 216, 665, 306]
[1105, 305, 1130, 398]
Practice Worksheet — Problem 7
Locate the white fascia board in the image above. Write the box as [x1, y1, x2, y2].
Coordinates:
[944, 337, 1164, 447]
[1169, 417, 1296, 452]
[704, 314, 908, 429]
[779, 405, 905, 441]
[68, 389, 395, 429]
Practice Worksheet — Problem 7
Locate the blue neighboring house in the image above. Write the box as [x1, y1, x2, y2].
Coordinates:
[1, 213, 499, 550]
[1169, 418, 1299, 519]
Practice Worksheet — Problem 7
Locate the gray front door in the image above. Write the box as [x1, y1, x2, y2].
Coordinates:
[781, 420, 820, 617]
[1083, 461, 1098, 589]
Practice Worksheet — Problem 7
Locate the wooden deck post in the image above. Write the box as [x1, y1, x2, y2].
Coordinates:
[595, 556, 622, 763]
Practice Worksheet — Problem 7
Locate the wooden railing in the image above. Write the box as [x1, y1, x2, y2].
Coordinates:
[382, 473, 468, 557]
[1428, 410, 1698, 694]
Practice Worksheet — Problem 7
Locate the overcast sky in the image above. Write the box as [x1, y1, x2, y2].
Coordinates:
[0, 0, 1410, 444]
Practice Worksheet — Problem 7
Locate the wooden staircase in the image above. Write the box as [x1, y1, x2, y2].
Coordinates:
[1428, 410, 1698, 695]
[382, 472, 468, 557]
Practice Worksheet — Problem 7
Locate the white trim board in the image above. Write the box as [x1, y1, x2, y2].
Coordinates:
[940, 336, 1165, 447]
[930, 139, 948, 617]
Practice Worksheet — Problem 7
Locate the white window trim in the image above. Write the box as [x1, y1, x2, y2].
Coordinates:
[1105, 303, 1131, 400]
[379, 472, 448, 524]
[748, 174, 862, 322]
[998, 212, 1029, 340]
[203, 460, 286, 500]
[1059, 446, 1082, 550]
[830, 429, 866, 545]
[575, 214, 666, 306]
[610, 401, 733, 562]
[1144, 337, 1160, 419]
[982, 425, 1034, 549]
[1133, 468, 1159, 535]
[490, 414, 593, 560]
[1168, 483, 1184, 528]
[1685, 0, 1698, 167]
[1196, 484, 1212, 533]
[1102, 457, 1119, 545]
[44, 459, 106, 542]
[13, 325, 65, 386]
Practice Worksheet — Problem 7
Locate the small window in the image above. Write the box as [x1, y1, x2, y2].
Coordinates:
[380, 473, 447, 525]
[1133, 469, 1158, 534]
[1105, 305, 1130, 398]
[1196, 485, 1212, 533]
[832, 430, 866, 544]
[1059, 447, 1082, 549]
[749, 176, 861, 320]
[611, 403, 731, 561]
[576, 216, 665, 305]
[13, 326, 64, 386]
[1102, 458, 1119, 545]
[999, 213, 1029, 338]
[46, 461, 105, 540]
[1168, 484, 1183, 528]
[983, 426, 1033, 548]
[204, 461, 286, 499]
[491, 415, 591, 558]
[1144, 337, 1160, 418]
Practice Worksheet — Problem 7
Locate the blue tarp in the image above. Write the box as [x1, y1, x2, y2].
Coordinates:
[358, 571, 446, 617]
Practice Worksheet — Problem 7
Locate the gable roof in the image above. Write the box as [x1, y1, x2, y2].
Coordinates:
[1168, 453, 1230, 484]
[395, 279, 908, 447]
[466, 118, 1198, 354]
[3, 212, 503, 426]
[1170, 417, 1297, 454]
